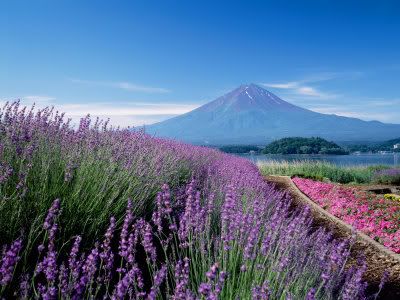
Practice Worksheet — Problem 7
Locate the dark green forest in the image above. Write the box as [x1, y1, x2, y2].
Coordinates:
[263, 137, 349, 155]
[219, 145, 261, 153]
[343, 138, 400, 153]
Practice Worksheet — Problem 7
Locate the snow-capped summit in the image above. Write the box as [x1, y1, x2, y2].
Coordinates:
[197, 83, 302, 114]
[144, 84, 400, 145]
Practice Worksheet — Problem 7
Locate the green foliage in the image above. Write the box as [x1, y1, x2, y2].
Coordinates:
[343, 137, 400, 153]
[257, 160, 388, 184]
[372, 169, 400, 185]
[219, 145, 260, 154]
[263, 137, 349, 155]
[375, 137, 400, 151]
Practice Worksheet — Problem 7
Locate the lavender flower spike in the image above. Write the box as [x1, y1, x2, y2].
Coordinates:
[43, 199, 61, 230]
[0, 238, 23, 286]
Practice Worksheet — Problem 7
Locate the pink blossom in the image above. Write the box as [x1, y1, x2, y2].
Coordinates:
[293, 177, 400, 253]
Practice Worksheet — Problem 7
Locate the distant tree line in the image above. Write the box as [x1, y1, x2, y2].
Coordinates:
[218, 137, 400, 154]
[343, 138, 400, 153]
[263, 137, 349, 155]
[219, 145, 261, 154]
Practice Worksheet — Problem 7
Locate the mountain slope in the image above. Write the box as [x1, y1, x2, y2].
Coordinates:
[145, 84, 400, 144]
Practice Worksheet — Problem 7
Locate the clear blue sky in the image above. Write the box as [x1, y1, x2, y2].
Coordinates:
[1, 0, 400, 126]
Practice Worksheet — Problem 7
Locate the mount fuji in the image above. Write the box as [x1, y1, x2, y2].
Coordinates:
[144, 84, 400, 145]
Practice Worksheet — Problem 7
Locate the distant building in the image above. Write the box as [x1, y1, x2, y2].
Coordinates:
[378, 150, 392, 154]
[394, 143, 400, 149]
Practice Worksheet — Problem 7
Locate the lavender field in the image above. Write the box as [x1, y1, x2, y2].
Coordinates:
[0, 102, 385, 299]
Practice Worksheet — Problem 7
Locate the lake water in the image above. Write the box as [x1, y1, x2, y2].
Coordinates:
[239, 153, 400, 166]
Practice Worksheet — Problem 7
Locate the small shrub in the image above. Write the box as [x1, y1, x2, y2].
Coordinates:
[373, 169, 400, 185]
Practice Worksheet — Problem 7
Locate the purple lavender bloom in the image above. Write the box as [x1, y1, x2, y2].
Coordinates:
[41, 285, 57, 300]
[321, 271, 330, 285]
[83, 245, 99, 279]
[36, 221, 59, 285]
[306, 288, 316, 300]
[374, 168, 400, 177]
[141, 222, 157, 263]
[37, 244, 45, 253]
[152, 184, 173, 233]
[372, 270, 389, 299]
[341, 261, 367, 300]
[373, 168, 400, 184]
[378, 270, 389, 291]
[119, 199, 133, 259]
[0, 163, 13, 184]
[112, 268, 137, 300]
[43, 199, 61, 230]
[173, 257, 190, 299]
[244, 220, 261, 259]
[198, 282, 212, 296]
[43, 248, 58, 282]
[252, 281, 270, 300]
[134, 265, 145, 290]
[74, 244, 99, 297]
[100, 216, 116, 279]
[221, 185, 237, 250]
[68, 235, 82, 283]
[127, 224, 139, 265]
[178, 179, 197, 246]
[147, 264, 167, 300]
[152, 193, 163, 232]
[214, 271, 227, 295]
[0, 238, 23, 286]
[278, 256, 289, 272]
[64, 159, 76, 182]
[18, 273, 31, 299]
[206, 263, 219, 281]
[252, 286, 263, 299]
[261, 235, 271, 256]
[240, 264, 247, 272]
[199, 262, 227, 299]
[59, 263, 68, 295]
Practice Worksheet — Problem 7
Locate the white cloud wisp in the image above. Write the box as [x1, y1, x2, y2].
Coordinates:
[69, 78, 171, 94]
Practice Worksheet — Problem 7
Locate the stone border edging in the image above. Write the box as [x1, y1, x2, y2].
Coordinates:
[264, 175, 400, 288]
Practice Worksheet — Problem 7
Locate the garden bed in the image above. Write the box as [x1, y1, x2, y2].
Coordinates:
[292, 177, 400, 253]
[264, 175, 400, 296]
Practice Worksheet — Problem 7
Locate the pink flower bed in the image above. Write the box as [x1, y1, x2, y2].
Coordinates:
[292, 177, 400, 253]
